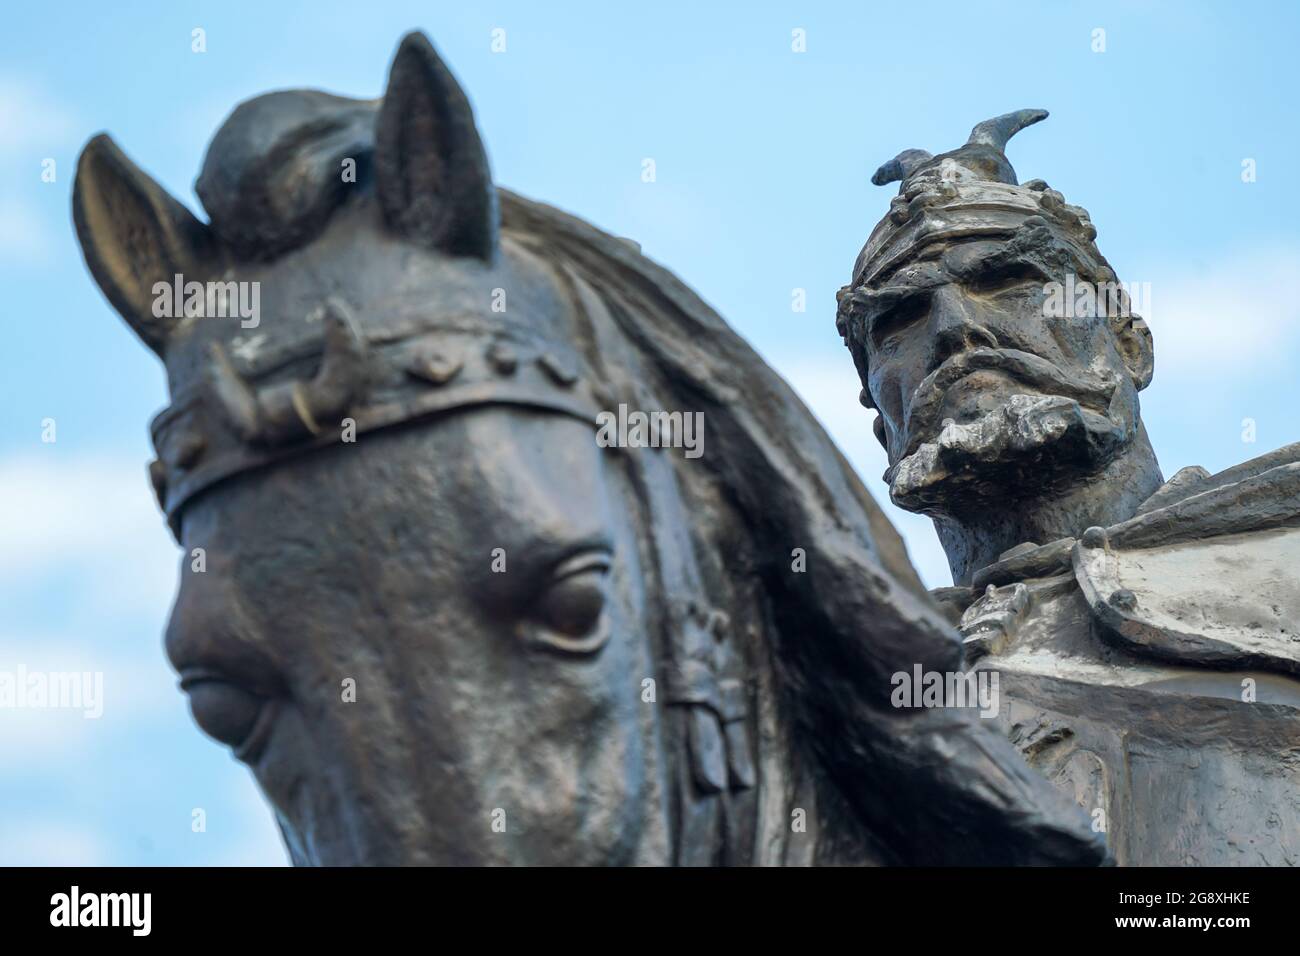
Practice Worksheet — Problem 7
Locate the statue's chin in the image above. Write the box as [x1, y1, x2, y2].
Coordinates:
[887, 393, 1133, 514]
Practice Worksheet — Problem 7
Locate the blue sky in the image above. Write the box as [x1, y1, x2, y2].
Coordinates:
[2, 1, 1297, 864]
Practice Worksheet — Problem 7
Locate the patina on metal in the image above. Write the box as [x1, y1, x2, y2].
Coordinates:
[838, 111, 1300, 865]
[73, 35, 1106, 865]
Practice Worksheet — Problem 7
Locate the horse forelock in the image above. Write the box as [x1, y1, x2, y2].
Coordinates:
[195, 90, 380, 261]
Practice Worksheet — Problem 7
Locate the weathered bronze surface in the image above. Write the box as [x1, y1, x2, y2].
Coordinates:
[73, 34, 1106, 865]
[838, 113, 1300, 865]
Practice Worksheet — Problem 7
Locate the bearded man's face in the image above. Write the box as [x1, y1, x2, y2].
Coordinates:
[840, 227, 1154, 516]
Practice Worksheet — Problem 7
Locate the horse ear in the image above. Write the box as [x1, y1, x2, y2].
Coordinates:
[375, 32, 499, 262]
[73, 134, 216, 355]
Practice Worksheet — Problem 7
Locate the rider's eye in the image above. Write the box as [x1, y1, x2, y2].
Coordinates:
[969, 263, 1043, 296]
[870, 296, 928, 349]
[526, 553, 613, 655]
[181, 673, 275, 759]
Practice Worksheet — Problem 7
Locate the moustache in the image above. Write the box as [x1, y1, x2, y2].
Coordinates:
[898, 348, 1120, 463]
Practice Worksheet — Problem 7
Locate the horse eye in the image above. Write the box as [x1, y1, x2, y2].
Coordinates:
[539, 571, 607, 636]
[183, 677, 271, 756]
[527, 555, 612, 655]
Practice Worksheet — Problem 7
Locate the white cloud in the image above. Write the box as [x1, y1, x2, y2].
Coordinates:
[0, 635, 182, 760]
[0, 202, 54, 265]
[0, 78, 79, 265]
[0, 454, 178, 612]
[1140, 245, 1300, 379]
[0, 77, 78, 150]
[0, 821, 109, 866]
[0, 454, 182, 758]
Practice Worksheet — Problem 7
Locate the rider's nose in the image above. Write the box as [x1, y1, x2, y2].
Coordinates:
[928, 286, 998, 369]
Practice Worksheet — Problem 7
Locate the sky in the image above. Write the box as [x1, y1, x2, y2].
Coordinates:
[2, 1, 1297, 865]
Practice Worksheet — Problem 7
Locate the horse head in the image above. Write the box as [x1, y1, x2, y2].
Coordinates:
[73, 32, 1107, 866]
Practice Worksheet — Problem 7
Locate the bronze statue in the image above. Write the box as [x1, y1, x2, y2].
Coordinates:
[73, 35, 1105, 865]
[837, 112, 1300, 865]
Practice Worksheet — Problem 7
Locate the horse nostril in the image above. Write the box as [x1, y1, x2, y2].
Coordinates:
[932, 318, 998, 371]
[967, 322, 999, 351]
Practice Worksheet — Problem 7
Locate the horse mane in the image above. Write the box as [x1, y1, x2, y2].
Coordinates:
[500, 192, 1106, 866]
[192, 93, 1107, 865]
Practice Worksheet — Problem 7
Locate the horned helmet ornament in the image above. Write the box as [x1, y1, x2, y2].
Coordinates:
[837, 108, 1153, 417]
